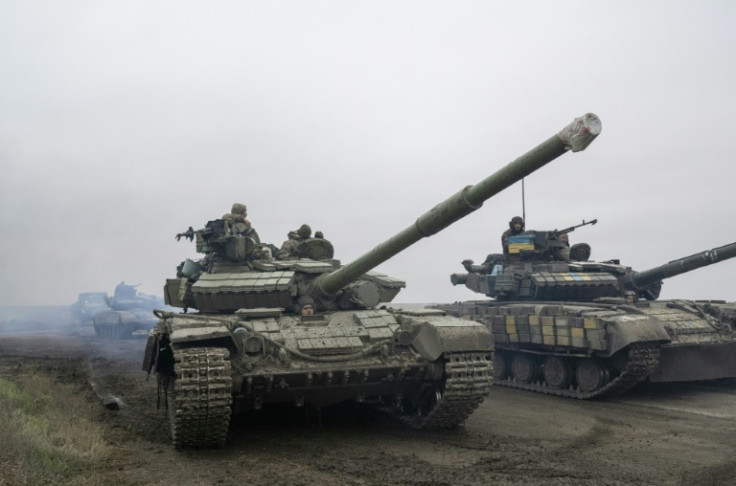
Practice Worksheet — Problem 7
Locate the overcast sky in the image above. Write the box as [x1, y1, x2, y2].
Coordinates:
[1, 1, 735, 307]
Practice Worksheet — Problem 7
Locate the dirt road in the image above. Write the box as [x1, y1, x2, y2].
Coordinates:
[1, 327, 735, 486]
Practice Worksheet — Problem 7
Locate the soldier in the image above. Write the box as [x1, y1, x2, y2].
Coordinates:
[297, 224, 312, 240]
[557, 233, 571, 261]
[228, 203, 260, 244]
[276, 230, 301, 260]
[624, 291, 637, 305]
[501, 216, 525, 258]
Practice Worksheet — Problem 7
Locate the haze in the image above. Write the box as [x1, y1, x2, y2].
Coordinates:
[1, 1, 734, 307]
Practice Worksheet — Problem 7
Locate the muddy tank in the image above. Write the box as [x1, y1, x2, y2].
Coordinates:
[71, 292, 111, 326]
[437, 225, 736, 399]
[93, 282, 163, 338]
[141, 113, 602, 448]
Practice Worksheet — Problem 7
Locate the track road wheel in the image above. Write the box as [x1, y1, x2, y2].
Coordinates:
[510, 353, 537, 384]
[576, 358, 610, 393]
[494, 352, 509, 380]
[168, 347, 232, 448]
[543, 356, 571, 389]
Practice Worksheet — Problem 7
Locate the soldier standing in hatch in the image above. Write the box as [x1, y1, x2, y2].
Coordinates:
[501, 216, 525, 259]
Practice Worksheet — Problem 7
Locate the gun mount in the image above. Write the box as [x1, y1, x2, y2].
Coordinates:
[143, 113, 602, 448]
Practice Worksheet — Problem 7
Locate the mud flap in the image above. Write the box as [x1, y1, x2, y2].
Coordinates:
[604, 316, 670, 356]
[142, 332, 158, 373]
[410, 318, 492, 361]
[650, 342, 736, 382]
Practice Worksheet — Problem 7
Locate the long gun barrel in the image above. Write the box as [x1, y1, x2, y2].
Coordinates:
[316, 113, 603, 297]
[624, 242, 736, 291]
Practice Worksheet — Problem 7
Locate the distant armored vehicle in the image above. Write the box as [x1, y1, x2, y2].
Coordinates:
[141, 113, 602, 447]
[93, 282, 163, 338]
[437, 224, 736, 398]
[71, 292, 110, 326]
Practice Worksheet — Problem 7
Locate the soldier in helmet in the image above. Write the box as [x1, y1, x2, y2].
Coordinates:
[297, 224, 312, 240]
[227, 202, 260, 244]
[624, 290, 637, 305]
[501, 216, 525, 258]
[276, 230, 301, 260]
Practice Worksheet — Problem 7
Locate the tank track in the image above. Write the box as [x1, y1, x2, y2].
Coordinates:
[383, 352, 493, 429]
[495, 343, 661, 399]
[168, 347, 233, 448]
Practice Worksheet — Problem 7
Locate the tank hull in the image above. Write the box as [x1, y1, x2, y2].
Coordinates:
[432, 299, 736, 398]
[93, 309, 157, 338]
[146, 307, 493, 448]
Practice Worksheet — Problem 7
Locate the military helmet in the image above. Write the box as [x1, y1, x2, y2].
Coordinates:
[231, 203, 247, 216]
[297, 224, 312, 239]
[509, 216, 525, 230]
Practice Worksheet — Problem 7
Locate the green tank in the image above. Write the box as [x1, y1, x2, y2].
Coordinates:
[92, 282, 164, 338]
[141, 113, 602, 448]
[436, 224, 736, 399]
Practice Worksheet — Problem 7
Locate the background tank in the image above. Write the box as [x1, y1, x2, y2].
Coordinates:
[437, 225, 736, 399]
[141, 113, 602, 448]
[70, 291, 110, 326]
[92, 282, 164, 338]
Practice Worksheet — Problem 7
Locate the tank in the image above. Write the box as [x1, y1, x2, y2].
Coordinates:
[436, 224, 736, 399]
[93, 282, 164, 338]
[141, 113, 602, 448]
[71, 291, 111, 326]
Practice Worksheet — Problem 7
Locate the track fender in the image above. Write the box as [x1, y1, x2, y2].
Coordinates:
[169, 325, 237, 352]
[604, 315, 670, 356]
[409, 316, 492, 361]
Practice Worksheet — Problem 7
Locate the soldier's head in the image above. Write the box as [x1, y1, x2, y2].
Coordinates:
[624, 291, 636, 305]
[231, 203, 247, 216]
[560, 233, 569, 246]
[288, 230, 298, 240]
[298, 297, 315, 316]
[297, 224, 312, 239]
[315, 231, 324, 239]
[509, 216, 524, 233]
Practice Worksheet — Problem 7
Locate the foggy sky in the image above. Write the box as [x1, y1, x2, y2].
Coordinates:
[1, 1, 735, 307]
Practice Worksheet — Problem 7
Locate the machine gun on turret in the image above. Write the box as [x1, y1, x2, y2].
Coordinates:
[551, 218, 597, 238]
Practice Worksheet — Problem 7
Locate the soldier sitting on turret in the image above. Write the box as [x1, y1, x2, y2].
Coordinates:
[276, 230, 301, 260]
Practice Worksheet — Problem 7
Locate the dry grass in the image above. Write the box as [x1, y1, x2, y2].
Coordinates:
[0, 367, 111, 486]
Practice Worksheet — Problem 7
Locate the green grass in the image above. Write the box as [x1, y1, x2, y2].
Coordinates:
[0, 367, 111, 485]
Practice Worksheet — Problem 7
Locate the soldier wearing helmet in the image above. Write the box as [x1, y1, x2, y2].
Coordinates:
[297, 224, 312, 240]
[624, 291, 637, 305]
[501, 216, 525, 258]
[227, 202, 260, 243]
[276, 230, 301, 260]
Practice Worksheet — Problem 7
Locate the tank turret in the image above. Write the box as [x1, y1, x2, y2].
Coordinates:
[452, 229, 736, 302]
[165, 113, 603, 314]
[143, 113, 602, 448]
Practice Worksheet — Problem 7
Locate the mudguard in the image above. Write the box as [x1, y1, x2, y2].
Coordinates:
[604, 314, 670, 356]
[409, 316, 493, 361]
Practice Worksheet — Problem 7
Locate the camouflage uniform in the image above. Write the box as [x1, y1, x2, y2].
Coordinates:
[501, 216, 525, 259]
[276, 231, 301, 260]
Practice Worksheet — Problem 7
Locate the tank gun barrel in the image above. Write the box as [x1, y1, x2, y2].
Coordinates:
[624, 241, 736, 291]
[316, 113, 602, 297]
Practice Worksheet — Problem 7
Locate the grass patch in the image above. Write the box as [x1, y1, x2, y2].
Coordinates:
[0, 366, 111, 485]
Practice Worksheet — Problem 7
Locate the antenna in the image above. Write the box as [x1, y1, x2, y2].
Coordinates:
[522, 178, 526, 223]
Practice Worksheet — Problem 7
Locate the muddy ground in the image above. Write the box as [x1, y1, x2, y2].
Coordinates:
[1, 322, 736, 486]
